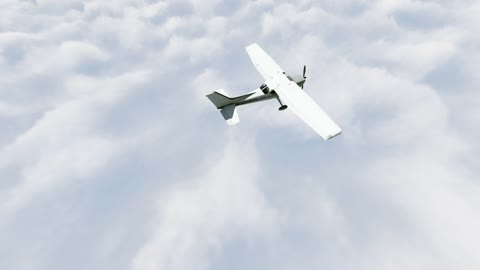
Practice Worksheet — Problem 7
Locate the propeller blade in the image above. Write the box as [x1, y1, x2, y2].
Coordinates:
[303, 65, 307, 78]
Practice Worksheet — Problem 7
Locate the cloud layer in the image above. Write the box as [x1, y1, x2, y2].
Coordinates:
[1, 1, 479, 270]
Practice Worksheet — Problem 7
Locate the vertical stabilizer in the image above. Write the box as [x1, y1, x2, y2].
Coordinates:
[220, 104, 240, 125]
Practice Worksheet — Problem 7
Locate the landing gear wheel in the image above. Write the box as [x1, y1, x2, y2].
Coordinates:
[279, 105, 288, 111]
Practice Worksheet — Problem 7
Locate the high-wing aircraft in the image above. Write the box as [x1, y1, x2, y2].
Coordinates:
[206, 43, 342, 140]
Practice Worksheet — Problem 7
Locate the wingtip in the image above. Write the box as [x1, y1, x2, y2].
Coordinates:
[326, 130, 342, 140]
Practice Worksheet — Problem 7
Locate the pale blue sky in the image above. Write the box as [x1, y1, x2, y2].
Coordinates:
[1, 1, 479, 270]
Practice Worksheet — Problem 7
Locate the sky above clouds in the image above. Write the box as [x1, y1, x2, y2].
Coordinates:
[1, 0, 479, 269]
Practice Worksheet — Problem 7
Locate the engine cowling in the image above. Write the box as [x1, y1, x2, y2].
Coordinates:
[260, 84, 270, 94]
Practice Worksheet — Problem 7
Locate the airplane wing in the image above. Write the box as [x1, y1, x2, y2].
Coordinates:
[246, 43, 341, 140]
[269, 76, 342, 140]
[246, 43, 284, 80]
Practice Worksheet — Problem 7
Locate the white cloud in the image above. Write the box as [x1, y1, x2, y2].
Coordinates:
[1, 1, 479, 270]
[372, 154, 480, 269]
[132, 138, 276, 270]
[0, 71, 151, 212]
[17, 40, 109, 74]
[5, 137, 117, 210]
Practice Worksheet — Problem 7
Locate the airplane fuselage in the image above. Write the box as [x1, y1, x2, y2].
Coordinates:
[233, 88, 277, 107]
[230, 73, 305, 108]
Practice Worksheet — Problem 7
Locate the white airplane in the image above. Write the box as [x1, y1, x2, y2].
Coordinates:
[207, 43, 342, 140]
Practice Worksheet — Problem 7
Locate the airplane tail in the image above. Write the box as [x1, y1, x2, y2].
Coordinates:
[206, 89, 240, 125]
[206, 89, 233, 108]
[220, 104, 240, 125]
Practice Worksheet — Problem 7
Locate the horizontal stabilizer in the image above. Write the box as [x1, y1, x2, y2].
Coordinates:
[206, 89, 232, 109]
[220, 104, 240, 125]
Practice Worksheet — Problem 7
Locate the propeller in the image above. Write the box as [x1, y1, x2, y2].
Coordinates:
[301, 65, 307, 89]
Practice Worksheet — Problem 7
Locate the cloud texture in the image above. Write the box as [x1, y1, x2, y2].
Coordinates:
[1, 0, 479, 269]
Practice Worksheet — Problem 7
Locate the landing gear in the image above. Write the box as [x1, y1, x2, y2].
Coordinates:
[276, 96, 288, 111]
[260, 84, 270, 94]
